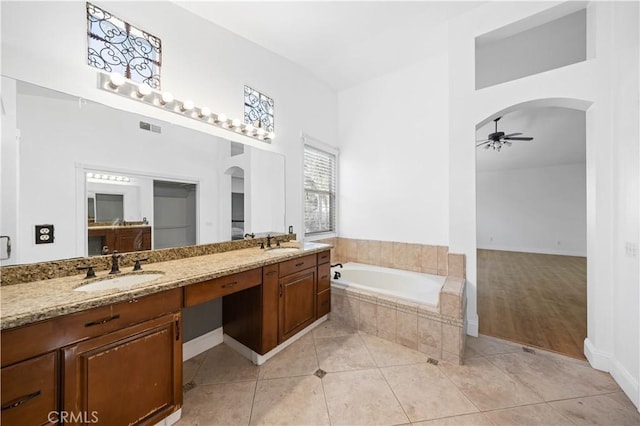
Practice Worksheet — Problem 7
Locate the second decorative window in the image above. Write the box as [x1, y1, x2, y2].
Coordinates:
[244, 86, 274, 133]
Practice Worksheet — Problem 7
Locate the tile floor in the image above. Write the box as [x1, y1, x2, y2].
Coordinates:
[177, 320, 639, 426]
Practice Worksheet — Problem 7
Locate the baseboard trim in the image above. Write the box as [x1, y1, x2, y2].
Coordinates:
[154, 408, 182, 426]
[224, 315, 328, 365]
[477, 245, 586, 257]
[466, 314, 479, 337]
[610, 358, 639, 409]
[183, 327, 223, 361]
[583, 338, 612, 372]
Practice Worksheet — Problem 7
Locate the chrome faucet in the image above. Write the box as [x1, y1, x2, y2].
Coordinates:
[109, 250, 123, 274]
[266, 234, 273, 248]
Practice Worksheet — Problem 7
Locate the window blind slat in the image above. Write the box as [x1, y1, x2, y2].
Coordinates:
[304, 145, 336, 235]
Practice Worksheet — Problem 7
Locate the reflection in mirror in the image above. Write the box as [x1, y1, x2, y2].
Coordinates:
[0, 78, 286, 266]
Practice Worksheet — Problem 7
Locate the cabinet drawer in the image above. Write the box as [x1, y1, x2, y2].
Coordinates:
[279, 254, 317, 277]
[1, 288, 182, 367]
[317, 262, 331, 292]
[1, 351, 57, 426]
[317, 289, 331, 318]
[184, 268, 262, 307]
[317, 250, 330, 264]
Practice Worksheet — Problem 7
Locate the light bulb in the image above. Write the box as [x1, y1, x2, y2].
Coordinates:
[86, 172, 94, 178]
[160, 92, 174, 105]
[136, 83, 152, 98]
[216, 113, 227, 124]
[231, 118, 241, 128]
[181, 100, 194, 112]
[244, 124, 255, 134]
[256, 128, 266, 136]
[200, 107, 211, 118]
[266, 132, 275, 140]
[108, 72, 125, 89]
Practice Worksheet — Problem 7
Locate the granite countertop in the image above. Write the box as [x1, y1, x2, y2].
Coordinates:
[0, 242, 331, 330]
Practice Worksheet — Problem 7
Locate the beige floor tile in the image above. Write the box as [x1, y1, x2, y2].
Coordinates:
[194, 344, 259, 385]
[487, 352, 619, 401]
[413, 412, 493, 426]
[183, 352, 207, 385]
[439, 357, 543, 411]
[548, 392, 640, 425]
[258, 338, 319, 380]
[381, 363, 478, 422]
[250, 376, 330, 425]
[466, 335, 522, 356]
[323, 368, 410, 425]
[312, 319, 358, 339]
[483, 403, 574, 425]
[177, 381, 256, 426]
[315, 334, 376, 372]
[360, 332, 430, 367]
[463, 343, 484, 360]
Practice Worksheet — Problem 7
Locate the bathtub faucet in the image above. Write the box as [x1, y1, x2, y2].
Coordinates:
[333, 271, 341, 280]
[331, 263, 343, 268]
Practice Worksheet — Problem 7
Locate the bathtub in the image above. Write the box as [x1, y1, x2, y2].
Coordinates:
[330, 262, 445, 306]
[329, 262, 467, 364]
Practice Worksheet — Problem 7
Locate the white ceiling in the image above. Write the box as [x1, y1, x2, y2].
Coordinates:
[173, 1, 586, 172]
[174, 1, 483, 91]
[476, 107, 586, 172]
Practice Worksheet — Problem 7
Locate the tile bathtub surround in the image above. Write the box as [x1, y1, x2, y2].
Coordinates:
[318, 237, 456, 277]
[178, 323, 639, 426]
[331, 277, 466, 364]
[1, 234, 297, 286]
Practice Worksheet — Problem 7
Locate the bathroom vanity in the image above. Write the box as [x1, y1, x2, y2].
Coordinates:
[0, 244, 331, 426]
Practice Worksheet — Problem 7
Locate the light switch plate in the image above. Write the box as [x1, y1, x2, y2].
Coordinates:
[35, 224, 54, 244]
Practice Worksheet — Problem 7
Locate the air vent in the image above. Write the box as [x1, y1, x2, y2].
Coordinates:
[139, 121, 162, 134]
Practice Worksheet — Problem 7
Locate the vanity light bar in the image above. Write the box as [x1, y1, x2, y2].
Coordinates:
[87, 172, 130, 182]
[98, 72, 274, 142]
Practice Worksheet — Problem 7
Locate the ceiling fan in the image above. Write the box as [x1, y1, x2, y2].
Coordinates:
[476, 116, 534, 151]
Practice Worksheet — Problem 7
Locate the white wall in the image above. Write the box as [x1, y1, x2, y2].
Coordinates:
[338, 53, 449, 245]
[0, 0, 338, 250]
[477, 163, 586, 256]
[476, 9, 587, 89]
[448, 0, 639, 407]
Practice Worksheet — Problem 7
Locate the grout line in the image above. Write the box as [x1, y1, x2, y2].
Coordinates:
[377, 364, 412, 424]
[436, 358, 484, 414]
[246, 379, 258, 426]
[312, 328, 334, 426]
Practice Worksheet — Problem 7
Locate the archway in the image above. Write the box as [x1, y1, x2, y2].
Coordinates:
[475, 98, 592, 359]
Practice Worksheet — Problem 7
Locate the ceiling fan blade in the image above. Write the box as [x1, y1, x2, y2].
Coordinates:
[476, 141, 491, 147]
[504, 136, 533, 141]
[503, 133, 522, 138]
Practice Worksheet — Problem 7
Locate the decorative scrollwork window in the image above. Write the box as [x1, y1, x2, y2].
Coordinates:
[244, 86, 274, 133]
[87, 3, 162, 89]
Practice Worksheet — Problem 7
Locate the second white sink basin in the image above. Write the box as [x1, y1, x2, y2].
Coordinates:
[75, 273, 164, 292]
[264, 247, 300, 254]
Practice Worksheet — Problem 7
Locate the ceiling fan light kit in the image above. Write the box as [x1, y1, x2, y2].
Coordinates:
[476, 116, 534, 151]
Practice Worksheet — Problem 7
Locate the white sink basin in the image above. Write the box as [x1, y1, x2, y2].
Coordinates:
[264, 247, 300, 254]
[75, 273, 164, 292]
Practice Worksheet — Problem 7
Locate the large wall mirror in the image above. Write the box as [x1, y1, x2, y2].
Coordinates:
[1, 78, 286, 266]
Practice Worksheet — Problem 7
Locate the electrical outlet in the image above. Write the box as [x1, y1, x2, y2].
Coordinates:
[35, 224, 54, 244]
[625, 242, 638, 258]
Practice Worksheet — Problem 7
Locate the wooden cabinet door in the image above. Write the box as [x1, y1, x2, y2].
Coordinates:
[279, 268, 316, 342]
[115, 227, 151, 253]
[62, 313, 182, 426]
[1, 352, 57, 426]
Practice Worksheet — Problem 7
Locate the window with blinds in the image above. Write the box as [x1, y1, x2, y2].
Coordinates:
[304, 145, 336, 235]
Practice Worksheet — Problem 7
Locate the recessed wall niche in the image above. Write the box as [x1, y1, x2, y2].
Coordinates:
[475, 8, 587, 90]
